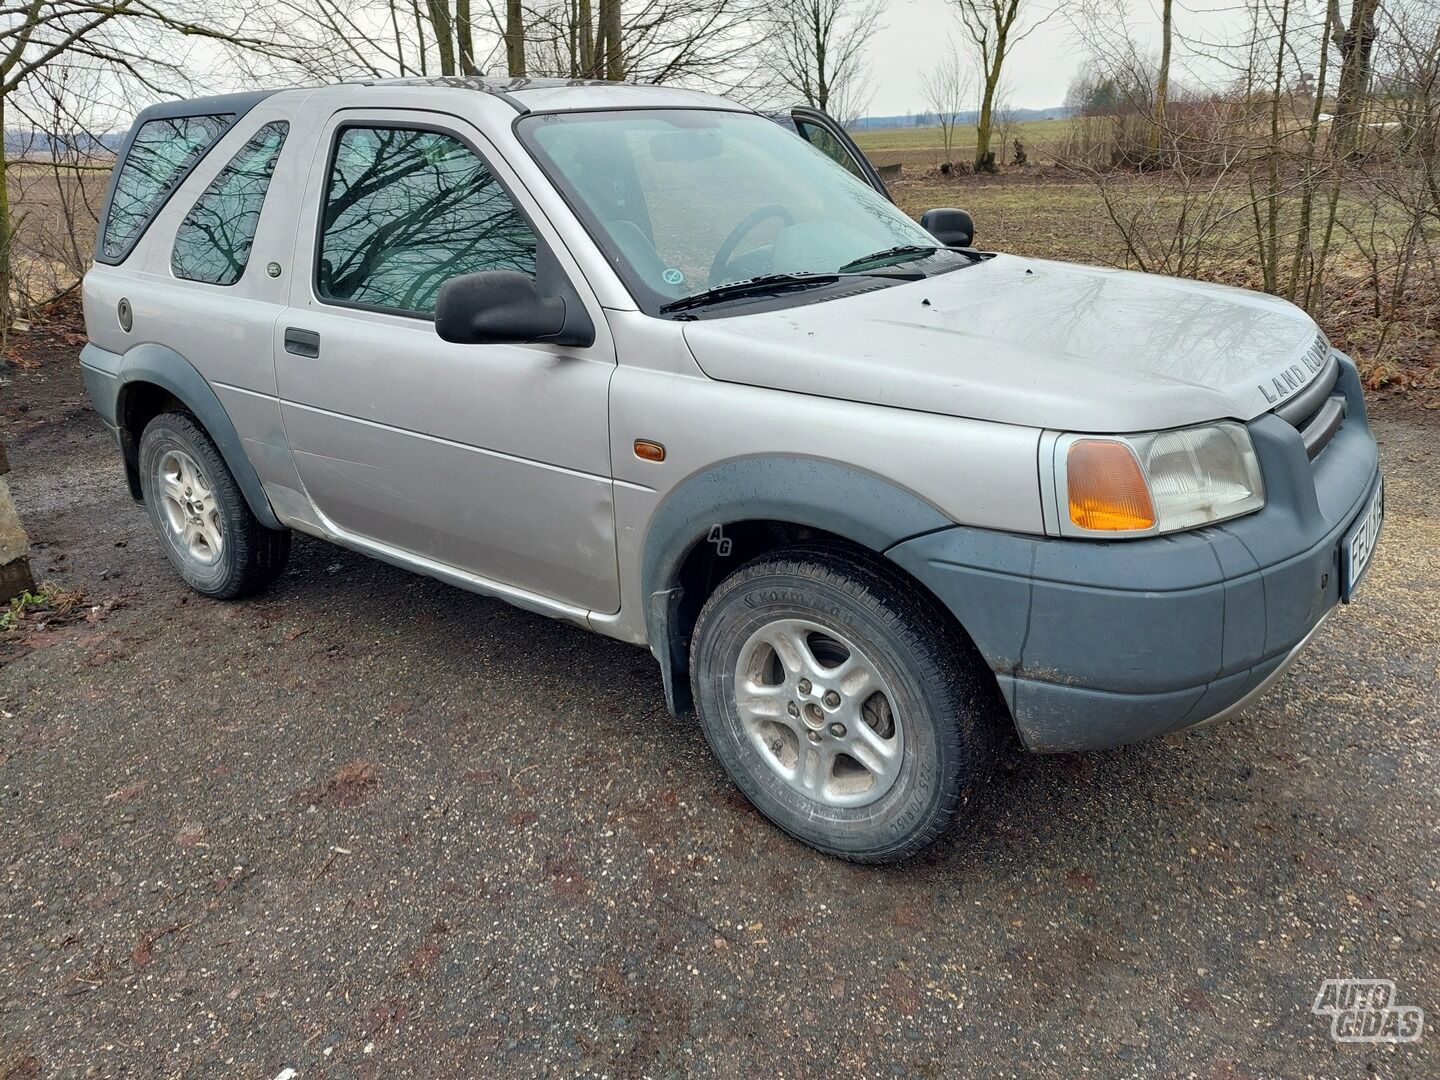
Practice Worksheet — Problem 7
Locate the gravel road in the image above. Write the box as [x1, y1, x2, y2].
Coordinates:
[1, 340, 1435, 1079]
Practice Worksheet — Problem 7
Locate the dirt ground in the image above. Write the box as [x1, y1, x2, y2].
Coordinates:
[0, 301, 1437, 1079]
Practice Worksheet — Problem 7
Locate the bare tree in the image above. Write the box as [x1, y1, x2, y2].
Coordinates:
[1059, 0, 1440, 387]
[766, 0, 883, 112]
[1151, 0, 1173, 158]
[1328, 0, 1382, 161]
[252, 0, 429, 79]
[0, 1, 305, 334]
[922, 44, 972, 165]
[1335, 0, 1439, 374]
[826, 75, 874, 128]
[949, 0, 1049, 171]
[518, 0, 772, 96]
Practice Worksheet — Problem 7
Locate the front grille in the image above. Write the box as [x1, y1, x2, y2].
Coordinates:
[1274, 334, 1344, 460]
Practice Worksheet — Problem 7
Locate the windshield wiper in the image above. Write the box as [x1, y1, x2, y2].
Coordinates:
[839, 243, 992, 273]
[659, 270, 921, 315]
[838, 245, 941, 272]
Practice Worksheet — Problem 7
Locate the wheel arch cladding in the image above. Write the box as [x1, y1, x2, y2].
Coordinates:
[639, 456, 957, 715]
[101, 342, 282, 530]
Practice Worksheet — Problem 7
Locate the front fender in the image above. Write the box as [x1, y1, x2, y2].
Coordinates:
[639, 455, 955, 713]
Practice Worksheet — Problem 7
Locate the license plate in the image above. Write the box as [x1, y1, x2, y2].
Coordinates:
[1342, 477, 1383, 602]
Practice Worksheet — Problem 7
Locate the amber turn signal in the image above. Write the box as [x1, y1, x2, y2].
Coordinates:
[633, 439, 666, 462]
[1066, 439, 1155, 531]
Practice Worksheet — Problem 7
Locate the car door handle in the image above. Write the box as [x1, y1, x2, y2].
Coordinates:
[284, 327, 320, 358]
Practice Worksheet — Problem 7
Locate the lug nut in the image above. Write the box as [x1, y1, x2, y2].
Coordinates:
[828, 722, 847, 738]
[787, 701, 800, 718]
[797, 678, 812, 695]
[823, 690, 841, 709]
[806, 730, 821, 744]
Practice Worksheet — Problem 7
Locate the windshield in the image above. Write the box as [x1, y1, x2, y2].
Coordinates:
[518, 109, 943, 314]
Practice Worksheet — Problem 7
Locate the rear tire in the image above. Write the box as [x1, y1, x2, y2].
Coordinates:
[138, 412, 290, 599]
[689, 545, 996, 863]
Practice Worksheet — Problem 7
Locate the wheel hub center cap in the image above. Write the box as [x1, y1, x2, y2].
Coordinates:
[798, 697, 827, 730]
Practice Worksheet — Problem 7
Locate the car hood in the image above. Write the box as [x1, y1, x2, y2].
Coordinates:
[680, 254, 1325, 432]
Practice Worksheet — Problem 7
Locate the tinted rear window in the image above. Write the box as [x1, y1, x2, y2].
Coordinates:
[102, 114, 232, 261]
[171, 121, 288, 285]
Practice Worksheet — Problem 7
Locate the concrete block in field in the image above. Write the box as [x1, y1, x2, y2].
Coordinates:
[0, 439, 34, 602]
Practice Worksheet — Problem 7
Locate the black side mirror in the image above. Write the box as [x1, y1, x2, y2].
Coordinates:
[435, 249, 594, 347]
[920, 207, 975, 248]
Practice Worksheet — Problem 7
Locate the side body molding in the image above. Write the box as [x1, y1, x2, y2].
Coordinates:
[639, 456, 955, 714]
[81, 342, 283, 530]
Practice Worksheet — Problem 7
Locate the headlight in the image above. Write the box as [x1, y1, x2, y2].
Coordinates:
[1049, 422, 1265, 537]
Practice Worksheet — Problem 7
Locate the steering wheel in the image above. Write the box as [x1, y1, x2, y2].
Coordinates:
[708, 204, 795, 287]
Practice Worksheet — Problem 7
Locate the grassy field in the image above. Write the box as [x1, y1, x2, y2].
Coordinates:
[853, 118, 1075, 173]
[3, 161, 104, 324]
[853, 118, 1075, 153]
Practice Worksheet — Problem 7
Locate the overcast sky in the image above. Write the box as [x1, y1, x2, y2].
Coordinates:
[862, 0, 1255, 116]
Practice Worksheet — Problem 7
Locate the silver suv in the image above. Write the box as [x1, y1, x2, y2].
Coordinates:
[80, 78, 1383, 862]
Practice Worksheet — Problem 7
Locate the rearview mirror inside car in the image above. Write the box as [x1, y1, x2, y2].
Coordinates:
[649, 129, 723, 162]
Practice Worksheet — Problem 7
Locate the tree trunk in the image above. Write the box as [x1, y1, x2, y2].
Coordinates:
[412, 0, 431, 74]
[578, 0, 595, 76]
[599, 0, 623, 80]
[1287, 0, 1336, 304]
[1329, 0, 1380, 161]
[813, 1, 829, 109]
[1261, 0, 1292, 293]
[427, 0, 457, 76]
[974, 98, 994, 171]
[505, 0, 526, 76]
[1150, 0, 1173, 162]
[456, 0, 476, 74]
[0, 92, 12, 343]
[974, 45, 1004, 173]
[566, 0, 577, 75]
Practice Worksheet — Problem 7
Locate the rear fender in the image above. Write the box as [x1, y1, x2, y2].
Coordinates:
[83, 341, 281, 530]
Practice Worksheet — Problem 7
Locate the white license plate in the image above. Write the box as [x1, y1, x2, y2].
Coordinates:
[1342, 478, 1383, 602]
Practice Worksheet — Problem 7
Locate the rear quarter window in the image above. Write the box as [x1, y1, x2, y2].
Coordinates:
[102, 114, 232, 261]
[171, 121, 289, 285]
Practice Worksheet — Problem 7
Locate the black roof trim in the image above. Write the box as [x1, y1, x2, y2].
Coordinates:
[130, 89, 281, 123]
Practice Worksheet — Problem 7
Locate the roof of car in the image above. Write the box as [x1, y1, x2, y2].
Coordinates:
[138, 78, 753, 128]
[349, 76, 750, 114]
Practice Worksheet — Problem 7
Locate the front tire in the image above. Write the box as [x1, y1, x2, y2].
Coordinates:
[138, 412, 290, 599]
[689, 546, 996, 863]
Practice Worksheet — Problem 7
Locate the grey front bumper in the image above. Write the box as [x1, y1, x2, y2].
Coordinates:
[887, 353, 1381, 752]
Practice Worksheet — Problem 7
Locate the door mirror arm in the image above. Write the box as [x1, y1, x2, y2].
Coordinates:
[435, 245, 595, 348]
